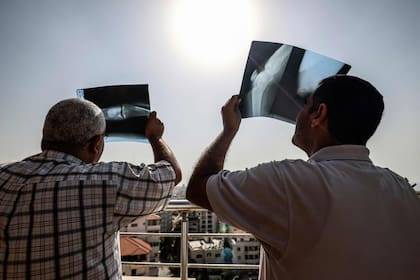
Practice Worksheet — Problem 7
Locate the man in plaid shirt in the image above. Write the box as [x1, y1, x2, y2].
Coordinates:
[0, 98, 182, 279]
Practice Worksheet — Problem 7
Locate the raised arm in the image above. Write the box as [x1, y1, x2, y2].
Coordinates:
[146, 111, 182, 185]
[186, 95, 242, 210]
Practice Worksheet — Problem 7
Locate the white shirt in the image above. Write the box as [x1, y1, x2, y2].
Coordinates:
[207, 145, 420, 280]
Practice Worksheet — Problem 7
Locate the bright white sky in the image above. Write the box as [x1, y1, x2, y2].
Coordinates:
[1, 0, 419, 186]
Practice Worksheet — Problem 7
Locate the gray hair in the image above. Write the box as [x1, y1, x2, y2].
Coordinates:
[42, 98, 106, 146]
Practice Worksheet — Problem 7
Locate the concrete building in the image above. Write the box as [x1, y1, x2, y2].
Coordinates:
[188, 239, 224, 264]
[120, 237, 152, 277]
[230, 228, 260, 265]
[187, 210, 219, 233]
[120, 214, 163, 276]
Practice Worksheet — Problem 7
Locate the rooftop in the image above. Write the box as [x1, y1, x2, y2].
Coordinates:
[147, 214, 161, 221]
[120, 237, 152, 256]
[189, 239, 224, 251]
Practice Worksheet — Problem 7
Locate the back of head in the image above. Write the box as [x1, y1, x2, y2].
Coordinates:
[42, 98, 106, 149]
[312, 75, 384, 145]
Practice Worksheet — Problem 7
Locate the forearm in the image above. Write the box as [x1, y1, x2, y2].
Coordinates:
[187, 95, 241, 210]
[186, 129, 236, 210]
[149, 137, 182, 185]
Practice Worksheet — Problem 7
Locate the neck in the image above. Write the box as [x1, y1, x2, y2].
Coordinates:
[306, 136, 341, 157]
[42, 140, 91, 163]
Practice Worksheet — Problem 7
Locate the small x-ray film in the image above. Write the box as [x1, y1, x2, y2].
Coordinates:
[77, 84, 150, 142]
[239, 41, 351, 124]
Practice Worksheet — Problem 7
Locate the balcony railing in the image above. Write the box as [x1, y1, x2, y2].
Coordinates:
[119, 199, 260, 279]
[121, 191, 420, 279]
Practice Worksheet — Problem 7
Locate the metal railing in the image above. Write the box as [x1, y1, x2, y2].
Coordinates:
[121, 191, 420, 278]
[120, 199, 259, 279]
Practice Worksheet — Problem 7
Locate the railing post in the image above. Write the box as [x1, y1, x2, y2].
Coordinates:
[180, 211, 188, 280]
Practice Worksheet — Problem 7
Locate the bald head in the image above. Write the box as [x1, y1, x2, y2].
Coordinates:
[42, 98, 106, 148]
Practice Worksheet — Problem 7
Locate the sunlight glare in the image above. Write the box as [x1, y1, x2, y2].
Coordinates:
[171, 0, 259, 68]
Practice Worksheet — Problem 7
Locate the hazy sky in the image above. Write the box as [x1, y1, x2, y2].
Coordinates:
[1, 0, 419, 186]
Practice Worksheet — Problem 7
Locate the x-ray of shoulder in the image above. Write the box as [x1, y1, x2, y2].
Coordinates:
[239, 41, 351, 124]
[77, 84, 150, 142]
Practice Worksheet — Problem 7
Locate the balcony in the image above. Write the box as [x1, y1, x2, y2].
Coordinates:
[120, 199, 260, 280]
[121, 190, 420, 279]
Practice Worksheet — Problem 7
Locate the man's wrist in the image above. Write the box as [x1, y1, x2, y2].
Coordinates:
[221, 128, 237, 141]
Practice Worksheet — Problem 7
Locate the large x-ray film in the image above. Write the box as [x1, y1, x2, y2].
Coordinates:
[77, 84, 150, 142]
[239, 41, 351, 124]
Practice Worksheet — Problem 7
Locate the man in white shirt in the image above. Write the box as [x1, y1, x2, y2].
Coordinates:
[186, 75, 420, 280]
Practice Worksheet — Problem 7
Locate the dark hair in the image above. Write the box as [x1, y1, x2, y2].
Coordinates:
[310, 75, 384, 145]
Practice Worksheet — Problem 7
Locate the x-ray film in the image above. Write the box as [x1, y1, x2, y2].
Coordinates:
[77, 84, 150, 142]
[239, 41, 351, 124]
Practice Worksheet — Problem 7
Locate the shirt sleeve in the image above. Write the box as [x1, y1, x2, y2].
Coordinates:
[206, 162, 290, 253]
[112, 160, 176, 229]
[207, 159, 331, 261]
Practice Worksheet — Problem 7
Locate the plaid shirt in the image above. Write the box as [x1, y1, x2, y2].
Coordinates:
[0, 150, 176, 280]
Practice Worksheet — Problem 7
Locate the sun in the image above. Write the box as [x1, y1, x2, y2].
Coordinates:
[170, 0, 259, 69]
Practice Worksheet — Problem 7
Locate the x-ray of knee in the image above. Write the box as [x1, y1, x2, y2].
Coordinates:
[77, 84, 150, 142]
[239, 41, 351, 124]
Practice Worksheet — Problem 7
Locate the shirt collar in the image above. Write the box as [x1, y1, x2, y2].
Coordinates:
[308, 145, 372, 163]
[30, 150, 85, 164]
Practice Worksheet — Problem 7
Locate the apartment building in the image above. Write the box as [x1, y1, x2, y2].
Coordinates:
[187, 210, 219, 233]
[120, 214, 163, 276]
[230, 228, 260, 265]
[188, 239, 224, 264]
[120, 237, 152, 276]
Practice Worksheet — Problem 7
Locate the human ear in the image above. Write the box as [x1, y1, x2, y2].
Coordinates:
[311, 103, 328, 127]
[87, 135, 104, 162]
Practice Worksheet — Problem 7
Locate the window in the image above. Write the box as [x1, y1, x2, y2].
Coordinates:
[148, 220, 158, 226]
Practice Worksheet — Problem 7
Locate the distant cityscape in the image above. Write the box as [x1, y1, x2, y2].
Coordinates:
[119, 184, 260, 279]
